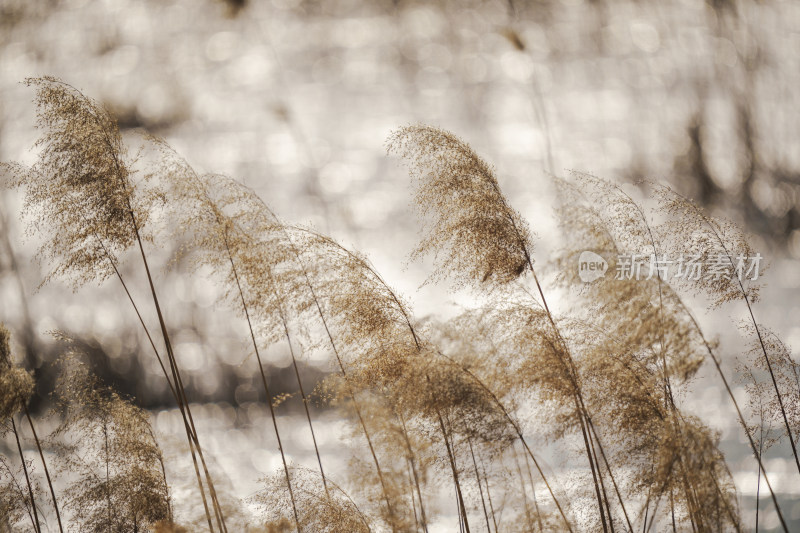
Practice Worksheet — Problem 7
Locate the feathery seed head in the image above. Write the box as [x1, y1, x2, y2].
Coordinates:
[388, 125, 533, 289]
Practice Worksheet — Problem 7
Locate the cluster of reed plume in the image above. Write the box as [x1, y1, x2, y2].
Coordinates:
[0, 77, 797, 532]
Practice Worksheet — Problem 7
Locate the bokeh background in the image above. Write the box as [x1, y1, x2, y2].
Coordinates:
[1, 0, 800, 529]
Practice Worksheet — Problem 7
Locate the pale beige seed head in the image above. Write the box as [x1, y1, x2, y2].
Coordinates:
[388, 124, 533, 289]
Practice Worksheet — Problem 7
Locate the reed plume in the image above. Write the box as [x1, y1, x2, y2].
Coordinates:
[253, 467, 371, 533]
[387, 125, 532, 289]
[655, 185, 800, 479]
[51, 349, 172, 533]
[0, 324, 39, 533]
[0, 324, 63, 533]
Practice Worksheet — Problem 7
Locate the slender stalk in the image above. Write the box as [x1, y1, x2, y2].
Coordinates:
[405, 459, 421, 533]
[147, 425, 173, 525]
[587, 418, 615, 533]
[493, 179, 614, 530]
[11, 417, 41, 533]
[585, 417, 633, 532]
[513, 447, 535, 532]
[432, 399, 470, 533]
[129, 218, 225, 532]
[284, 322, 328, 497]
[104, 419, 112, 533]
[435, 350, 573, 532]
[480, 459, 499, 533]
[522, 445, 544, 533]
[467, 437, 492, 533]
[396, 411, 428, 533]
[251, 250, 329, 499]
[295, 226, 568, 530]
[23, 405, 63, 533]
[756, 422, 764, 533]
[669, 489, 676, 533]
[99, 238, 214, 532]
[225, 246, 301, 531]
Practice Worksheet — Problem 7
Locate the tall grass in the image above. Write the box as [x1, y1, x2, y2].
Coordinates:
[1, 79, 797, 532]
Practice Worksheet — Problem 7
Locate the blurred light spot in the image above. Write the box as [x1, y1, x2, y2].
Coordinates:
[137, 84, 170, 123]
[630, 21, 660, 54]
[233, 45, 273, 86]
[251, 448, 280, 473]
[191, 277, 218, 308]
[109, 45, 140, 76]
[401, 6, 445, 40]
[350, 190, 394, 229]
[715, 38, 738, 67]
[460, 54, 488, 83]
[319, 161, 355, 194]
[331, 18, 373, 48]
[501, 51, 533, 82]
[206, 31, 239, 62]
[175, 341, 205, 371]
[418, 43, 451, 71]
[265, 132, 301, 168]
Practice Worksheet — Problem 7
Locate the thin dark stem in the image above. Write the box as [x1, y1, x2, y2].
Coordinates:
[669, 489, 676, 533]
[284, 321, 328, 497]
[493, 178, 613, 530]
[104, 419, 112, 533]
[11, 417, 41, 533]
[23, 405, 63, 533]
[100, 238, 214, 532]
[480, 458, 499, 533]
[522, 445, 544, 533]
[226, 248, 301, 532]
[756, 425, 764, 533]
[435, 350, 573, 532]
[147, 425, 173, 525]
[513, 447, 535, 532]
[467, 437, 492, 533]
[586, 417, 633, 532]
[253, 252, 329, 499]
[396, 411, 428, 533]
[405, 459, 421, 533]
[129, 216, 224, 533]
[432, 399, 470, 533]
[278, 222, 400, 528]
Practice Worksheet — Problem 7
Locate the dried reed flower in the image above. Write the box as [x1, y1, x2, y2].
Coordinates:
[0, 326, 34, 419]
[388, 125, 533, 289]
[0, 452, 42, 531]
[253, 467, 371, 533]
[4, 77, 153, 289]
[740, 325, 800, 450]
[52, 352, 171, 533]
[654, 184, 762, 307]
